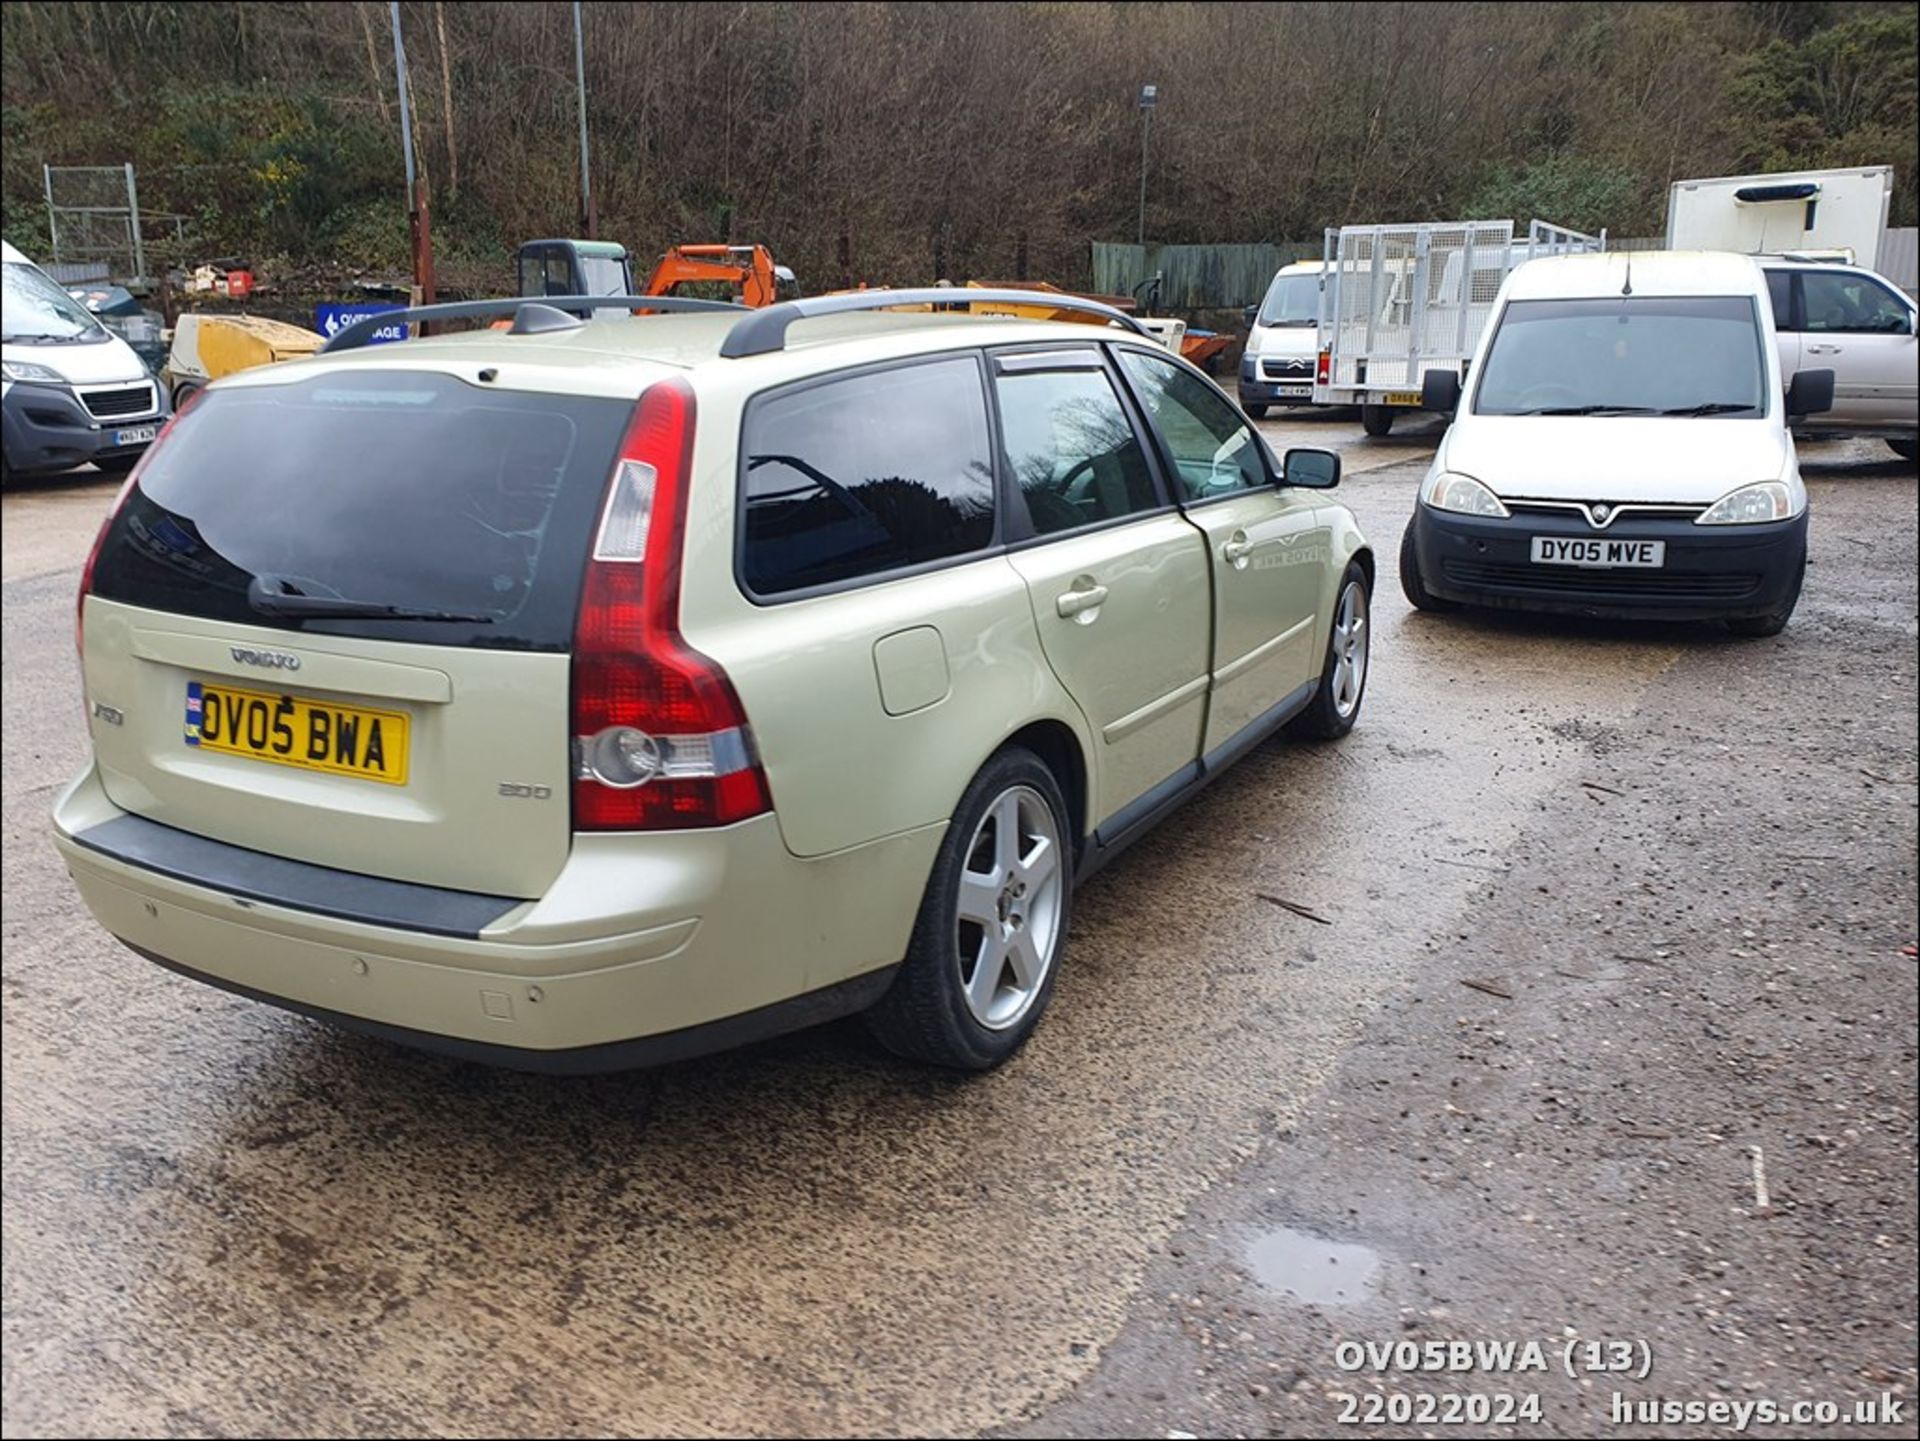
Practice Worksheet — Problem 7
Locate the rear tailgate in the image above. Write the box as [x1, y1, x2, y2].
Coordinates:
[81, 365, 636, 899]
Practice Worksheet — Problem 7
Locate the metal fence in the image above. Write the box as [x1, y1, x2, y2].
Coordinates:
[42, 163, 189, 285]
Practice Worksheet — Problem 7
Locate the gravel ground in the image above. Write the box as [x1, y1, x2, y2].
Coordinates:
[1015, 437, 1920, 1439]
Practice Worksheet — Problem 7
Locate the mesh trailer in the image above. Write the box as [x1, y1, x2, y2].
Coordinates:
[1313, 219, 1604, 435]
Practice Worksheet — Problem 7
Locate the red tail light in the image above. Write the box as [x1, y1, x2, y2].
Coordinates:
[570, 378, 772, 831]
[1315, 349, 1331, 387]
[77, 396, 195, 659]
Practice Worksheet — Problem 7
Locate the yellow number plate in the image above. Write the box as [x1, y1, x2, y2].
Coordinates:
[1385, 391, 1422, 406]
[185, 681, 409, 785]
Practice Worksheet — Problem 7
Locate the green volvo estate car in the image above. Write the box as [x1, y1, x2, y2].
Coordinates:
[53, 290, 1373, 1071]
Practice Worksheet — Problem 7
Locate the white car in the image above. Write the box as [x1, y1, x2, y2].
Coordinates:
[1401, 251, 1831, 637]
[1760, 258, 1917, 460]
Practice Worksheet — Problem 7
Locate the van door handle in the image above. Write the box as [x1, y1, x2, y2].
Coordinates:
[1056, 582, 1109, 619]
[1222, 532, 1253, 568]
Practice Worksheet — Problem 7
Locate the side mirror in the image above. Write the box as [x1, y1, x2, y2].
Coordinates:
[1786, 367, 1835, 417]
[1421, 369, 1462, 413]
[1242, 304, 1258, 329]
[1282, 447, 1341, 489]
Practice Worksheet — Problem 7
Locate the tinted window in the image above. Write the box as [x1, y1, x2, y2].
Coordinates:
[995, 364, 1158, 535]
[1801, 272, 1910, 334]
[1473, 297, 1766, 418]
[91, 371, 630, 650]
[1118, 349, 1269, 500]
[1765, 271, 1794, 330]
[741, 358, 995, 596]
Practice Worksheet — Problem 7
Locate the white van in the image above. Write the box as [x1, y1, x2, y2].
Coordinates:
[2, 240, 168, 480]
[1400, 251, 1833, 637]
[1238, 260, 1322, 417]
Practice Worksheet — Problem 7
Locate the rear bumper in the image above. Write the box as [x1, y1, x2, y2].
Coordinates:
[51, 765, 939, 1070]
[1409, 505, 1808, 621]
[2, 379, 163, 474]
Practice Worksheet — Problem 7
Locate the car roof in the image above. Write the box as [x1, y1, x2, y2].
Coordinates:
[1, 240, 29, 265]
[1504, 250, 1767, 300]
[221, 308, 1169, 398]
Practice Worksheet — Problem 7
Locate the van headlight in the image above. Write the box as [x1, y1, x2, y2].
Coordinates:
[1422, 471, 1509, 518]
[1695, 481, 1799, 525]
[1, 360, 67, 385]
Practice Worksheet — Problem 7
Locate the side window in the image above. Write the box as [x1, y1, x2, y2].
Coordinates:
[993, 363, 1159, 536]
[518, 251, 545, 299]
[1765, 271, 1795, 331]
[741, 358, 995, 597]
[1802, 272, 1910, 334]
[1117, 349, 1269, 501]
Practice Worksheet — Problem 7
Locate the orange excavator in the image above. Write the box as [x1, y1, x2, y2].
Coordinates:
[641, 244, 795, 306]
[513, 240, 796, 308]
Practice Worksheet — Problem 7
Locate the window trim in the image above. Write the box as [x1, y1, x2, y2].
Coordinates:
[987, 340, 1185, 550]
[732, 349, 1006, 606]
[1107, 340, 1281, 510]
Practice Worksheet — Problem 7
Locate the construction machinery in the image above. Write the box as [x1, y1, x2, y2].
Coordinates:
[514, 240, 795, 310]
[961, 278, 1231, 371]
[162, 313, 324, 408]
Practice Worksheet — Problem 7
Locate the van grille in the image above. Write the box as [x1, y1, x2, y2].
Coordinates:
[81, 384, 157, 419]
[1444, 559, 1758, 600]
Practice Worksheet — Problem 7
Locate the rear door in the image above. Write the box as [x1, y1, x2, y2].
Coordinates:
[1795, 269, 1919, 428]
[991, 348, 1212, 831]
[82, 366, 636, 898]
[1113, 346, 1329, 756]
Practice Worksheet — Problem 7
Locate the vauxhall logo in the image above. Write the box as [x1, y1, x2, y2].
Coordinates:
[229, 646, 301, 671]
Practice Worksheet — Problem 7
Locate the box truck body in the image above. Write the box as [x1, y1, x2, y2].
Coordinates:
[1665, 167, 1893, 269]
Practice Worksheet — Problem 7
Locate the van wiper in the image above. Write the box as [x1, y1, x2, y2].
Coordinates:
[1659, 402, 1754, 416]
[247, 573, 494, 623]
[1520, 404, 1656, 416]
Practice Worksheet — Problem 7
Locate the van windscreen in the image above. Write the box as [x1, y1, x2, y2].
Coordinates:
[1473, 296, 1766, 418]
[89, 371, 631, 650]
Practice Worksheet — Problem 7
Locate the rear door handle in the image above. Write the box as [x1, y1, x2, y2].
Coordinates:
[1806, 343, 1843, 355]
[1222, 532, 1253, 568]
[1056, 583, 1109, 619]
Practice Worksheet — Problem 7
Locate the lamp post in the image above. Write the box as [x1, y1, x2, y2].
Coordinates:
[1136, 83, 1158, 250]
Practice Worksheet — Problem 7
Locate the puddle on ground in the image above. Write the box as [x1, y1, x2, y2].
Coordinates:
[1246, 1226, 1382, 1305]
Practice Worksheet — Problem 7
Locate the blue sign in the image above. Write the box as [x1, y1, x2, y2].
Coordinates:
[314, 302, 409, 345]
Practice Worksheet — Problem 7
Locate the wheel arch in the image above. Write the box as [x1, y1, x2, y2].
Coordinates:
[1000, 718, 1091, 860]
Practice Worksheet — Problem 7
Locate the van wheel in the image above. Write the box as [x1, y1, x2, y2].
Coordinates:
[1361, 404, 1395, 437]
[1286, 562, 1371, 741]
[1891, 438, 1917, 461]
[1243, 402, 1270, 419]
[1399, 522, 1457, 612]
[865, 747, 1072, 1070]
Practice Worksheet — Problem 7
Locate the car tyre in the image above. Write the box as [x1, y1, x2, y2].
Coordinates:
[1724, 556, 1805, 638]
[1399, 521, 1457, 612]
[865, 747, 1073, 1071]
[1243, 401, 1270, 419]
[1890, 438, 1917, 461]
[1286, 561, 1372, 741]
[1361, 404, 1395, 437]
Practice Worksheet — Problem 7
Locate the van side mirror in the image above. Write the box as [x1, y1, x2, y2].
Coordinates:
[1421, 370, 1462, 413]
[1243, 304, 1258, 329]
[1282, 447, 1341, 489]
[1786, 368, 1835, 417]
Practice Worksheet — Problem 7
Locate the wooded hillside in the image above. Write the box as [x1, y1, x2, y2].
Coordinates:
[3, 1, 1913, 291]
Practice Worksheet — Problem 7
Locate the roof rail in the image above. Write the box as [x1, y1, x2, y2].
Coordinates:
[717, 287, 1153, 359]
[320, 294, 744, 354]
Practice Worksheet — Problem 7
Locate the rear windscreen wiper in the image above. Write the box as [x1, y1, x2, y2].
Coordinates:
[1659, 402, 1755, 416]
[247, 573, 494, 623]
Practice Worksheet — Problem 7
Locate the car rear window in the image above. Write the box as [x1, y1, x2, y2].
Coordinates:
[90, 371, 631, 650]
[739, 356, 996, 598]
